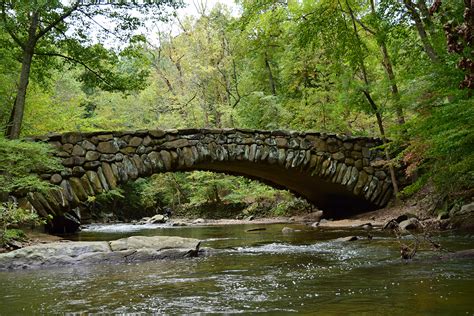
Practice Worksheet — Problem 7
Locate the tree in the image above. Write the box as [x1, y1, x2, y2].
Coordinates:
[402, 0, 441, 63]
[0, 0, 182, 139]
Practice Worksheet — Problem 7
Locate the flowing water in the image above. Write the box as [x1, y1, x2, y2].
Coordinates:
[0, 223, 473, 315]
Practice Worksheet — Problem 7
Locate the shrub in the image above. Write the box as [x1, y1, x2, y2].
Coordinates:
[0, 202, 45, 247]
[0, 137, 63, 194]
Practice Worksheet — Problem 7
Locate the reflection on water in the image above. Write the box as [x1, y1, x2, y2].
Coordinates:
[0, 223, 473, 314]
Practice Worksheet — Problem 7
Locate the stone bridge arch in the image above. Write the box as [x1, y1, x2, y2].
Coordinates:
[21, 129, 394, 229]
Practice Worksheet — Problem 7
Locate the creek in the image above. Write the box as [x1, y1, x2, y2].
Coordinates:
[0, 223, 473, 314]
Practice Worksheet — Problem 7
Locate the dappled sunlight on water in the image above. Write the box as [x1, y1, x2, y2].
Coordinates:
[0, 223, 473, 314]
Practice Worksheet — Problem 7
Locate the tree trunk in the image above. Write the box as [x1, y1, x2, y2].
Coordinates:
[369, 0, 405, 125]
[264, 53, 277, 95]
[7, 12, 39, 139]
[403, 0, 440, 63]
[380, 43, 405, 125]
[4, 99, 16, 137]
[416, 0, 435, 35]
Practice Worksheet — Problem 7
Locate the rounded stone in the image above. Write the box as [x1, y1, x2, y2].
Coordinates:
[97, 141, 120, 154]
[81, 140, 96, 151]
[72, 145, 86, 156]
[62, 156, 85, 167]
[50, 174, 62, 185]
[129, 137, 143, 147]
[85, 151, 100, 161]
[332, 152, 345, 161]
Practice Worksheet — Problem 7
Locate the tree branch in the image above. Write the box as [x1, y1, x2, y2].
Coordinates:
[1, 2, 25, 50]
[35, 3, 79, 40]
[77, 8, 123, 40]
[33, 51, 114, 89]
[355, 17, 375, 35]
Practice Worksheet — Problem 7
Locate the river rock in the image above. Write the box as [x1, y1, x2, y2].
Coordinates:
[0, 236, 201, 270]
[282, 227, 296, 234]
[192, 218, 205, 224]
[383, 213, 420, 230]
[399, 218, 423, 231]
[303, 210, 323, 222]
[449, 202, 474, 229]
[148, 214, 167, 224]
[457, 202, 474, 216]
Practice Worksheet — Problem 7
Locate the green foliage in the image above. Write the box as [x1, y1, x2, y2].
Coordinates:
[94, 188, 125, 205]
[90, 171, 307, 220]
[0, 137, 62, 194]
[0, 202, 44, 247]
[406, 99, 474, 195]
[3, 229, 26, 242]
[399, 175, 429, 199]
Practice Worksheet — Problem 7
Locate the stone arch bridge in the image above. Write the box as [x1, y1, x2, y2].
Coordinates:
[20, 129, 394, 231]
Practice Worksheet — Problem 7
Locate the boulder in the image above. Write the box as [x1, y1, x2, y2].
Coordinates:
[449, 202, 474, 229]
[0, 236, 201, 270]
[362, 223, 373, 230]
[383, 213, 419, 230]
[399, 218, 423, 231]
[147, 214, 167, 224]
[109, 236, 198, 253]
[303, 210, 323, 222]
[458, 202, 474, 216]
[192, 218, 205, 224]
[282, 227, 295, 234]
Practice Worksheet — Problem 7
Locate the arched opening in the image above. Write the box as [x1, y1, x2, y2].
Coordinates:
[80, 171, 314, 225]
[187, 160, 377, 214]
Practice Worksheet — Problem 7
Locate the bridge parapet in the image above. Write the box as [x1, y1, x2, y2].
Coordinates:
[19, 129, 393, 230]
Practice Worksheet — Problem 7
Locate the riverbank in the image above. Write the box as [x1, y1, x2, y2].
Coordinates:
[167, 216, 384, 228]
[0, 230, 65, 254]
[2, 194, 473, 254]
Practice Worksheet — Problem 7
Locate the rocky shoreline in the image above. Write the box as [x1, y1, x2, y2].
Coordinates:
[2, 198, 472, 262]
[0, 235, 201, 270]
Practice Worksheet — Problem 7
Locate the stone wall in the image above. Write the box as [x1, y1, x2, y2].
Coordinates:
[17, 128, 394, 231]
